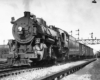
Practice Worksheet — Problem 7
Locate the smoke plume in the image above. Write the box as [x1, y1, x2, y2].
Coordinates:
[23, 0, 32, 11]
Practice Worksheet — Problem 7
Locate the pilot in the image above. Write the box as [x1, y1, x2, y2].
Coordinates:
[33, 37, 47, 60]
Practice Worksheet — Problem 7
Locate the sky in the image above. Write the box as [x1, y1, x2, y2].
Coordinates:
[0, 0, 100, 51]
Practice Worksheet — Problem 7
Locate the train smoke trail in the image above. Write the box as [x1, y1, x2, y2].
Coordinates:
[23, 0, 32, 11]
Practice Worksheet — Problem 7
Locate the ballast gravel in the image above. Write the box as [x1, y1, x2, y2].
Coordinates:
[0, 61, 87, 80]
[62, 58, 100, 80]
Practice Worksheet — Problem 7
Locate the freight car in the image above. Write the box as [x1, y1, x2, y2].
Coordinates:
[68, 36, 79, 60]
[0, 11, 95, 66]
[95, 51, 100, 58]
[67, 36, 94, 60]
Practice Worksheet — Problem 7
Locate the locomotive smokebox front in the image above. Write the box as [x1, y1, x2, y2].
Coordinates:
[12, 11, 35, 43]
[24, 11, 30, 17]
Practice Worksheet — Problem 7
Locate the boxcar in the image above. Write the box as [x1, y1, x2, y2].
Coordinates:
[79, 43, 94, 59]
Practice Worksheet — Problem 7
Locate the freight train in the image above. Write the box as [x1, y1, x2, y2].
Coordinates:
[0, 11, 95, 66]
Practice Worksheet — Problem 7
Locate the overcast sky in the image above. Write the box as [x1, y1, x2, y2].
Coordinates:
[0, 0, 100, 51]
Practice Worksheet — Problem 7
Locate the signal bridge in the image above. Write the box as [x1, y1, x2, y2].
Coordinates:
[77, 39, 100, 45]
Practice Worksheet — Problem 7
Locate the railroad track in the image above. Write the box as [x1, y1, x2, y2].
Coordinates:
[0, 61, 58, 79]
[0, 58, 96, 79]
[40, 58, 96, 80]
[0, 66, 46, 78]
[0, 60, 74, 79]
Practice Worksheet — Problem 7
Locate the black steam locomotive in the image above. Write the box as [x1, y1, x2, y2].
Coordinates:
[1, 12, 94, 66]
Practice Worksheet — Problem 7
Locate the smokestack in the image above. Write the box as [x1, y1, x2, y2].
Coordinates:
[24, 11, 30, 17]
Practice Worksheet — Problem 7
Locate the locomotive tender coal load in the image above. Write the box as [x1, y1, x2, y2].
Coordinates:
[1, 11, 94, 66]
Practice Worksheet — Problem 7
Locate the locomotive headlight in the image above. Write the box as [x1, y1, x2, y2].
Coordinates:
[18, 26, 22, 31]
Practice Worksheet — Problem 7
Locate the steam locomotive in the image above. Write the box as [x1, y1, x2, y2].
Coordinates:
[1, 12, 94, 66]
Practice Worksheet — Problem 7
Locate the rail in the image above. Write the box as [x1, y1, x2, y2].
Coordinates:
[41, 59, 96, 80]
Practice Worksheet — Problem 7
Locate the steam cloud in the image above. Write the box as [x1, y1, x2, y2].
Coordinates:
[23, 0, 32, 11]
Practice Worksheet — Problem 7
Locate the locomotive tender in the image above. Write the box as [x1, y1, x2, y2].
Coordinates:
[1, 11, 94, 66]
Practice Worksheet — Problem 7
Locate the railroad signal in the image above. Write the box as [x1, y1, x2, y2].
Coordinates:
[76, 29, 80, 40]
[77, 32, 100, 45]
[90, 32, 93, 39]
[77, 39, 100, 45]
[3, 40, 5, 48]
[70, 30, 73, 36]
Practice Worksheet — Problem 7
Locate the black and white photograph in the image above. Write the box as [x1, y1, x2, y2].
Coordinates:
[0, 0, 100, 80]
